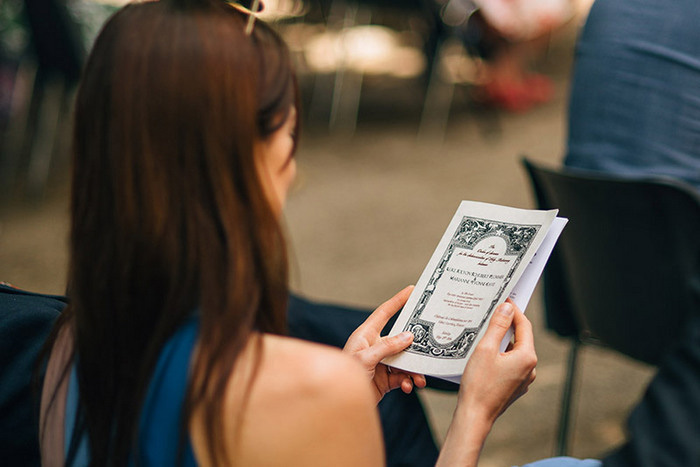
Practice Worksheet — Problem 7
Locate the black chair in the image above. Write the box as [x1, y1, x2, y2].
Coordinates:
[0, 284, 66, 465]
[521, 158, 700, 456]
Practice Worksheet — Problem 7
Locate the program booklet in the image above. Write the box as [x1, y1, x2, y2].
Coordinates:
[383, 201, 568, 384]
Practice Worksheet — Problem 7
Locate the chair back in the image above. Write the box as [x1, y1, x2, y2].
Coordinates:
[522, 158, 700, 365]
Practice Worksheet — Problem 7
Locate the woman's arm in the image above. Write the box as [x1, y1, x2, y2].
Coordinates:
[438, 300, 537, 466]
[343, 289, 536, 465]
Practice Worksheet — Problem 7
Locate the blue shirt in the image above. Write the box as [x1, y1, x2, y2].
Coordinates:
[565, 0, 700, 191]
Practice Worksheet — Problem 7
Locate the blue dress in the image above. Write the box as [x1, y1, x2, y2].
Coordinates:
[64, 316, 199, 466]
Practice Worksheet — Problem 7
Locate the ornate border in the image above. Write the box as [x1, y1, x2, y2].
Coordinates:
[403, 216, 540, 359]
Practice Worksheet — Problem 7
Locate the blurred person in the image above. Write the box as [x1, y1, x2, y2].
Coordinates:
[565, 0, 700, 191]
[459, 12, 551, 112]
[0, 0, 83, 192]
[448, 0, 572, 112]
[38, 0, 538, 465]
[22, 0, 83, 85]
[563, 0, 700, 464]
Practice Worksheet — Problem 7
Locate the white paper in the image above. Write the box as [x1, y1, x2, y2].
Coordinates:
[438, 216, 568, 384]
[500, 216, 568, 349]
[383, 201, 563, 380]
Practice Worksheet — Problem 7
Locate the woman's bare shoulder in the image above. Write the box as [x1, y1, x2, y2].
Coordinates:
[192, 334, 384, 466]
[251, 336, 385, 462]
[261, 334, 365, 386]
[252, 334, 377, 417]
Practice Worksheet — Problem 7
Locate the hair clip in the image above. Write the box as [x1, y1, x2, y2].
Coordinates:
[224, 0, 264, 35]
[245, 0, 261, 35]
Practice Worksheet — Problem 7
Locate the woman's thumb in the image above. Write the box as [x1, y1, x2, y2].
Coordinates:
[482, 302, 515, 346]
[370, 332, 414, 363]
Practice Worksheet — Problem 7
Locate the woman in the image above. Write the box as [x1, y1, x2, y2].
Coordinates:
[39, 0, 537, 465]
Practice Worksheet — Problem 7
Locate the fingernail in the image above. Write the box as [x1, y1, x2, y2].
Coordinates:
[499, 302, 514, 316]
[399, 332, 413, 342]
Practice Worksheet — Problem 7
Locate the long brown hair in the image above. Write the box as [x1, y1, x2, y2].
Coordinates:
[45, 0, 299, 464]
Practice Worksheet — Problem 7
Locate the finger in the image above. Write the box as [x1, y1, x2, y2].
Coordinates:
[514, 375, 534, 400]
[502, 385, 530, 416]
[388, 372, 414, 394]
[480, 302, 515, 349]
[410, 372, 427, 389]
[383, 369, 412, 393]
[513, 368, 537, 403]
[401, 376, 414, 394]
[362, 286, 414, 332]
[389, 369, 426, 390]
[511, 307, 535, 352]
[500, 377, 534, 416]
[362, 331, 414, 365]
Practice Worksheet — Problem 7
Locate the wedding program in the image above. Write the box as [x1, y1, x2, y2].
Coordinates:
[383, 201, 567, 383]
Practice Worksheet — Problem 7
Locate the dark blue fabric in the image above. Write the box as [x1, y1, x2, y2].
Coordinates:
[603, 314, 700, 466]
[135, 315, 198, 466]
[65, 316, 199, 466]
[565, 0, 700, 190]
[64, 367, 88, 464]
[0, 284, 65, 466]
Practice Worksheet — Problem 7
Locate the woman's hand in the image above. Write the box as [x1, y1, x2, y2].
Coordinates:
[458, 299, 537, 420]
[343, 286, 427, 403]
[437, 300, 537, 466]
